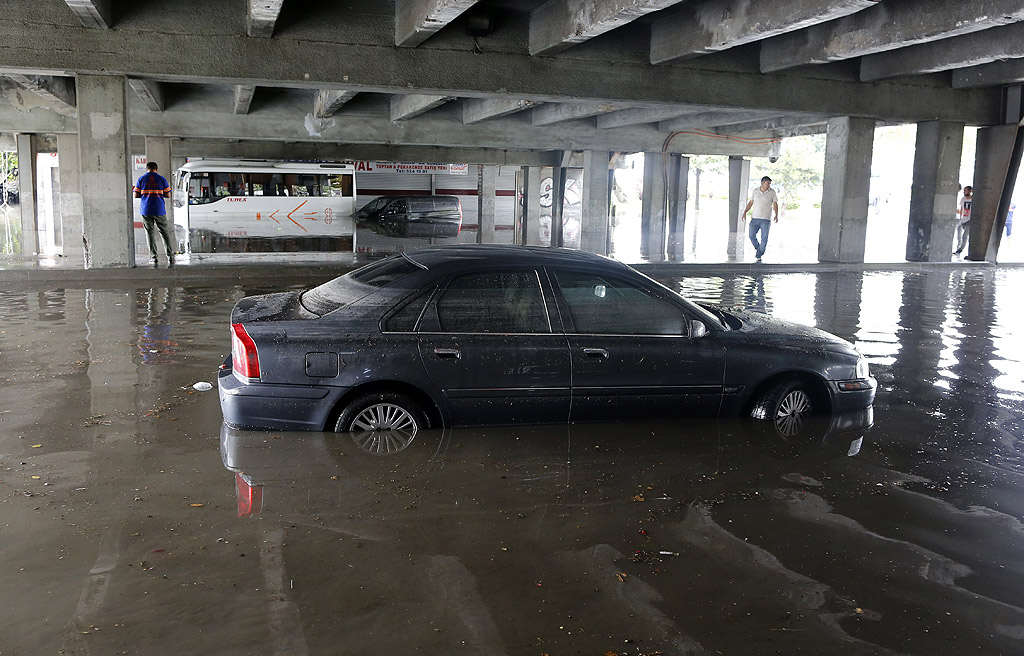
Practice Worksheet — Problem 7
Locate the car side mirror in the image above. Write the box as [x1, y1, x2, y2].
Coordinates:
[689, 320, 708, 338]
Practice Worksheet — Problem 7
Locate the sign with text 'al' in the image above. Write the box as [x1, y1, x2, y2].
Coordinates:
[353, 161, 469, 175]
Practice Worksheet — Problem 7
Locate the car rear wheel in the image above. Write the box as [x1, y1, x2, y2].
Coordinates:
[750, 379, 815, 436]
[334, 392, 429, 437]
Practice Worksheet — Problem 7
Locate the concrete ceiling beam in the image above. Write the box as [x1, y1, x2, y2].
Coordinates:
[63, 0, 111, 29]
[0, 6, 1002, 126]
[596, 106, 716, 128]
[248, 0, 286, 38]
[532, 102, 625, 126]
[233, 85, 256, 115]
[760, 0, 1024, 72]
[860, 23, 1024, 81]
[6, 74, 77, 113]
[390, 94, 453, 121]
[953, 59, 1024, 90]
[396, 0, 481, 47]
[714, 114, 830, 134]
[462, 98, 538, 124]
[659, 110, 781, 131]
[530, 0, 684, 56]
[128, 78, 165, 112]
[651, 0, 875, 64]
[314, 89, 359, 118]
[0, 100, 775, 156]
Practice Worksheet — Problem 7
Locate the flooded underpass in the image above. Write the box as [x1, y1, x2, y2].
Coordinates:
[1, 266, 1023, 655]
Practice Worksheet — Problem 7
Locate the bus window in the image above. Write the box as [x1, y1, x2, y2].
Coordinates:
[329, 174, 353, 197]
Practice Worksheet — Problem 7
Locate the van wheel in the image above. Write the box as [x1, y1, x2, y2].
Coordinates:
[334, 392, 429, 435]
[750, 380, 815, 436]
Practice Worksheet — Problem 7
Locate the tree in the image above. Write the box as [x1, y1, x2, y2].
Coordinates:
[751, 134, 825, 199]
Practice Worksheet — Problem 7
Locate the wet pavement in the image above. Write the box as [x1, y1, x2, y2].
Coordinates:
[1, 265, 1023, 655]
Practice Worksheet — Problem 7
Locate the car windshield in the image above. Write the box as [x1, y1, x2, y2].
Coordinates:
[300, 255, 423, 315]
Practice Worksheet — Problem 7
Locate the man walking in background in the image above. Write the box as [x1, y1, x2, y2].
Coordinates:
[954, 185, 973, 256]
[742, 176, 779, 262]
[133, 161, 174, 268]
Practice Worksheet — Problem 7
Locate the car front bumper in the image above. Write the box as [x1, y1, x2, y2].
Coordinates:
[218, 364, 347, 431]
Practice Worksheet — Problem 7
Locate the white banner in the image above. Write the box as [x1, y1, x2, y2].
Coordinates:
[352, 161, 469, 175]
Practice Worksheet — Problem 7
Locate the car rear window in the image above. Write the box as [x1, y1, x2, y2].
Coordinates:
[300, 255, 423, 315]
[407, 198, 434, 212]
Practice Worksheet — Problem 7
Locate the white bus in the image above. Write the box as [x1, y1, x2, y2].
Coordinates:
[173, 159, 357, 259]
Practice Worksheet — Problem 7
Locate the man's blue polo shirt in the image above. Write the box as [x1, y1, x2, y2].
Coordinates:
[133, 171, 171, 216]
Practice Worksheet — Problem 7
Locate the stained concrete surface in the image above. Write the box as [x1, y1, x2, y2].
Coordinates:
[1, 265, 1023, 655]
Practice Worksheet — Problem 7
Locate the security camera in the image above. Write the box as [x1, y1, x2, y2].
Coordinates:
[768, 156, 779, 163]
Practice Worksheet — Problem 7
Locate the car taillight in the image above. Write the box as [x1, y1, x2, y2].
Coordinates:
[457, 199, 462, 235]
[231, 323, 260, 380]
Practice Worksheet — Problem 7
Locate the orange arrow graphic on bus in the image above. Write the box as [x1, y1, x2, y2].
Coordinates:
[287, 202, 309, 232]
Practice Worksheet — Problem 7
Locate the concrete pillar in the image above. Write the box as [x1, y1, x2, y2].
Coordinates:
[476, 165, 496, 244]
[16, 133, 38, 256]
[144, 137, 172, 182]
[580, 150, 610, 255]
[77, 74, 134, 269]
[522, 166, 542, 246]
[640, 152, 667, 261]
[667, 154, 689, 260]
[551, 166, 566, 248]
[906, 121, 964, 262]
[56, 133, 85, 267]
[818, 117, 875, 263]
[970, 124, 1022, 262]
[728, 156, 750, 260]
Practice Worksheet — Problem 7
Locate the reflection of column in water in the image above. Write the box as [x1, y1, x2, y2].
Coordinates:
[813, 271, 864, 341]
[62, 290, 143, 649]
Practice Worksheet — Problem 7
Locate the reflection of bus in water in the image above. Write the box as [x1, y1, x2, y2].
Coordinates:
[173, 159, 357, 258]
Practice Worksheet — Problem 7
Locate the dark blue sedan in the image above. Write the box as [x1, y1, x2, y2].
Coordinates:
[219, 245, 875, 432]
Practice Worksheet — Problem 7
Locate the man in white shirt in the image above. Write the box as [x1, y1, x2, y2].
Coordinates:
[954, 185, 973, 256]
[742, 176, 779, 262]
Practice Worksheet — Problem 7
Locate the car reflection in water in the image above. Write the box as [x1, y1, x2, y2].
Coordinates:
[221, 409, 871, 522]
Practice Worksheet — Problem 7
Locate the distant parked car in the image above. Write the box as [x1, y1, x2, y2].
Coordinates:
[353, 195, 462, 238]
[218, 245, 875, 432]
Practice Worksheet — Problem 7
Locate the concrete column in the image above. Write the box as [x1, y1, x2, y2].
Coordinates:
[56, 133, 85, 267]
[522, 166, 542, 246]
[667, 155, 689, 260]
[16, 133, 38, 256]
[818, 117, 875, 263]
[970, 124, 1022, 262]
[728, 156, 750, 260]
[77, 74, 134, 269]
[144, 137, 172, 181]
[476, 165, 496, 244]
[640, 152, 667, 261]
[551, 166, 566, 248]
[906, 121, 964, 262]
[580, 150, 610, 255]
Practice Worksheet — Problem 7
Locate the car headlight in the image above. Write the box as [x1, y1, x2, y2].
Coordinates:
[856, 357, 870, 379]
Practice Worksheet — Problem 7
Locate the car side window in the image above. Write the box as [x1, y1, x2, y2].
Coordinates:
[553, 270, 687, 336]
[434, 271, 549, 334]
[384, 287, 435, 332]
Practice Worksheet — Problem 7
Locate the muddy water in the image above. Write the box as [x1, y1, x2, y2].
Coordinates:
[0, 268, 1022, 655]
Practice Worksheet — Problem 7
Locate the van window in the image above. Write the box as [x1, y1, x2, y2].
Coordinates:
[407, 198, 434, 212]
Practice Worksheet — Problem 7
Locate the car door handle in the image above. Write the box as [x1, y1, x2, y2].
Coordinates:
[582, 348, 608, 359]
[433, 348, 461, 360]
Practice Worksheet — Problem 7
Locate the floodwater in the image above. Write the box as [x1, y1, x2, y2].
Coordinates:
[1, 266, 1023, 655]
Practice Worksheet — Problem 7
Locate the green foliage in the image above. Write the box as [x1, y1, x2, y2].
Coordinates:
[751, 134, 825, 196]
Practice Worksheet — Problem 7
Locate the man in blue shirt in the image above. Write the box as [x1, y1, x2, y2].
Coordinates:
[133, 162, 173, 267]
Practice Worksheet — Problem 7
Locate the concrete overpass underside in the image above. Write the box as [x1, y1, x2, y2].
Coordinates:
[0, 0, 1022, 267]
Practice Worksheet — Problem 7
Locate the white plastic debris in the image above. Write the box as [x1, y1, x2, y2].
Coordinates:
[192, 381, 213, 391]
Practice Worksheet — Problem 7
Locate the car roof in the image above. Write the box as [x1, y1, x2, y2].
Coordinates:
[400, 245, 634, 273]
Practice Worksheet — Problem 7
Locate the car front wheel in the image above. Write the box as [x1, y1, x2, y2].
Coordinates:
[334, 392, 429, 436]
[750, 379, 815, 435]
